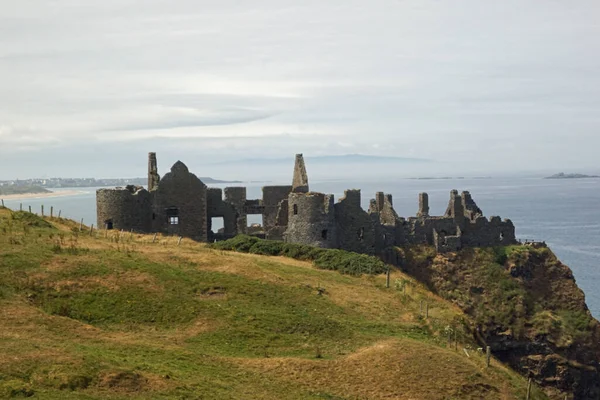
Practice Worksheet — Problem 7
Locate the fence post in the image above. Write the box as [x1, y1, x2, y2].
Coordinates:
[177, 236, 182, 246]
[20, 203, 22, 211]
[386, 267, 390, 288]
[58, 210, 61, 218]
[486, 346, 491, 367]
[80, 218, 83, 231]
[41, 205, 44, 217]
[50, 206, 53, 218]
[152, 233, 157, 243]
[526, 378, 532, 400]
[0, 199, 4, 207]
[28, 205, 32, 213]
[90, 224, 94, 236]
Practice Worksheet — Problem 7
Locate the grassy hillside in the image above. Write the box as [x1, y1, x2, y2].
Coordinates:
[0, 207, 546, 399]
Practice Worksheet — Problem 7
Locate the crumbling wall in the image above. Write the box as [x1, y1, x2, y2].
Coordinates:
[434, 230, 462, 253]
[152, 161, 207, 240]
[224, 187, 247, 235]
[96, 185, 152, 232]
[285, 192, 336, 248]
[207, 188, 238, 240]
[334, 190, 377, 255]
[461, 191, 483, 221]
[148, 152, 160, 191]
[417, 193, 429, 218]
[291, 154, 309, 193]
[461, 216, 517, 247]
[262, 185, 292, 239]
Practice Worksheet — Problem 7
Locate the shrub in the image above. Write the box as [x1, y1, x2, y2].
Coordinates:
[210, 235, 388, 276]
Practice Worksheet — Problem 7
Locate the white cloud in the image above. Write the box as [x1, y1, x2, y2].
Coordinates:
[1, 0, 599, 178]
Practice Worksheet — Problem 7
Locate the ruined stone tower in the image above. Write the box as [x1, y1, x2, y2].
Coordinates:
[417, 193, 429, 218]
[286, 192, 336, 248]
[148, 152, 160, 191]
[292, 154, 309, 193]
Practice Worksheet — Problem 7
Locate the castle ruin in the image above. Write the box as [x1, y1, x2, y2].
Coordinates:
[97, 153, 517, 255]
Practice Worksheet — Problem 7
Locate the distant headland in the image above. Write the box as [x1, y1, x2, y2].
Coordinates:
[545, 172, 600, 179]
[0, 176, 241, 189]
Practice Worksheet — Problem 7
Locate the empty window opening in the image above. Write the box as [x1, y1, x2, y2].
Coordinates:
[104, 219, 113, 230]
[152, 213, 156, 220]
[247, 214, 263, 229]
[165, 207, 179, 225]
[321, 229, 328, 240]
[293, 204, 298, 215]
[358, 227, 364, 241]
[500, 232, 505, 241]
[211, 217, 224, 233]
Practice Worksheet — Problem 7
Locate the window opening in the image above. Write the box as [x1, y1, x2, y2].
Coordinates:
[105, 219, 113, 230]
[321, 229, 328, 240]
[293, 204, 298, 215]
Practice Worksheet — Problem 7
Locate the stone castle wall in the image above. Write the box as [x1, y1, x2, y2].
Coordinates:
[96, 186, 152, 232]
[96, 152, 519, 257]
[285, 192, 336, 248]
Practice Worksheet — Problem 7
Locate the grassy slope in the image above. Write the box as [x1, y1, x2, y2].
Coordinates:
[0, 208, 546, 399]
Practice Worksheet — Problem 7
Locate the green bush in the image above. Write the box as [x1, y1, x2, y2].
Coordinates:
[211, 235, 387, 276]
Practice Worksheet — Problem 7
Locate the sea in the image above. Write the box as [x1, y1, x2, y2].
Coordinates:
[3, 177, 599, 319]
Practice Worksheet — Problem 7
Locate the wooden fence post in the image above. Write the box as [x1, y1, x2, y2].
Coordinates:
[80, 218, 84, 231]
[526, 378, 532, 400]
[90, 224, 94, 236]
[28, 205, 32, 213]
[19, 203, 22, 211]
[152, 233, 157, 243]
[58, 210, 62, 218]
[50, 206, 53, 218]
[41, 205, 44, 217]
[1, 199, 4, 207]
[177, 236, 183, 246]
[486, 346, 491, 367]
[386, 267, 390, 288]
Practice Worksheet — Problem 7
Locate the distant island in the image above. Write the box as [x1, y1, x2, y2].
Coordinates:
[0, 185, 51, 196]
[545, 172, 600, 179]
[408, 176, 492, 180]
[0, 177, 241, 189]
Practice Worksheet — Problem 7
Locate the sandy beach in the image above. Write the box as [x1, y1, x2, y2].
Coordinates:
[0, 190, 83, 201]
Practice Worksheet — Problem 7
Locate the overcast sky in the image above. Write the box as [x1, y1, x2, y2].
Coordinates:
[1, 0, 599, 180]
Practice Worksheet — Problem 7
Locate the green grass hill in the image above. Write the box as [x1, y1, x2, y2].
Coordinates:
[0, 207, 550, 399]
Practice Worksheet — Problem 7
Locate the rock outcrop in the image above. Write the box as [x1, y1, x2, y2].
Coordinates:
[396, 245, 600, 399]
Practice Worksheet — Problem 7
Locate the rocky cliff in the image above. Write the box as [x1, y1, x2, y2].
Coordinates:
[396, 245, 600, 400]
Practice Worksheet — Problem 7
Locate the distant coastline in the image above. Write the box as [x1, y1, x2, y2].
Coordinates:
[0, 190, 82, 201]
[545, 172, 600, 179]
[0, 185, 51, 197]
[0, 176, 241, 189]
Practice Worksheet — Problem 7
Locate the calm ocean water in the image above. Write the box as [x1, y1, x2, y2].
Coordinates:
[3, 177, 599, 318]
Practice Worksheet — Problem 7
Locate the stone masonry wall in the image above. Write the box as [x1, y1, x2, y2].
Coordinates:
[96, 186, 152, 232]
[334, 189, 378, 255]
[286, 192, 336, 248]
[152, 161, 208, 241]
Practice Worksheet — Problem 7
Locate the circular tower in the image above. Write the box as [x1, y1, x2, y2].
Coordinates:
[96, 186, 152, 232]
[285, 192, 336, 248]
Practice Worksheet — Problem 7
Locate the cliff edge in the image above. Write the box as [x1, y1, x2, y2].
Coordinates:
[397, 245, 600, 399]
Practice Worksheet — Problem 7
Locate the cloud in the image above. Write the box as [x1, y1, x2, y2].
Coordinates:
[1, 0, 600, 178]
